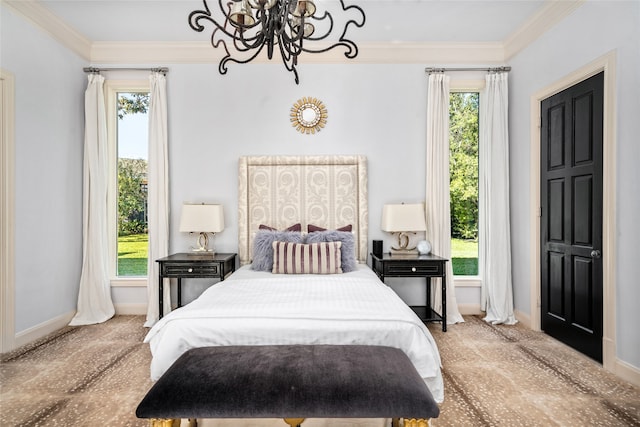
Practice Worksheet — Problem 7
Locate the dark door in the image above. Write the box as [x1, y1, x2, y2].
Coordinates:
[540, 72, 603, 362]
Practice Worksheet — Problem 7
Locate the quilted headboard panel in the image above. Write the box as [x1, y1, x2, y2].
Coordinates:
[238, 155, 368, 265]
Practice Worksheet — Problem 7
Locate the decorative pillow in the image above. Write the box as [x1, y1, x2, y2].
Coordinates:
[305, 230, 357, 273]
[259, 223, 302, 232]
[272, 241, 342, 274]
[307, 224, 352, 233]
[252, 230, 304, 271]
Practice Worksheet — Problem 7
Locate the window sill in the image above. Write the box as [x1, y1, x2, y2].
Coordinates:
[453, 276, 481, 287]
[110, 277, 147, 287]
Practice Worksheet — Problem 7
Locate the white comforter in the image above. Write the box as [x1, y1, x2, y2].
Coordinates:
[144, 264, 444, 402]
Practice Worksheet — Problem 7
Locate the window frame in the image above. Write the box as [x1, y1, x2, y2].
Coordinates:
[105, 80, 150, 288]
[449, 79, 484, 288]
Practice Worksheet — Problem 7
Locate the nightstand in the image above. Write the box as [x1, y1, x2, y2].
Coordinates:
[156, 253, 237, 318]
[371, 252, 448, 332]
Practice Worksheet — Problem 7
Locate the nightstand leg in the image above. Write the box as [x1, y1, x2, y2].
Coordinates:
[425, 277, 432, 314]
[442, 273, 447, 332]
[177, 278, 182, 308]
[158, 276, 163, 319]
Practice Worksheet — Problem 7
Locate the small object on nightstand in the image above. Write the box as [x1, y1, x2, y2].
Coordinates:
[372, 240, 383, 258]
[417, 240, 431, 255]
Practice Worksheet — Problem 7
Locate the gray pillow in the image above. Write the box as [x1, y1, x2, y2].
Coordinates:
[252, 230, 304, 271]
[305, 230, 357, 272]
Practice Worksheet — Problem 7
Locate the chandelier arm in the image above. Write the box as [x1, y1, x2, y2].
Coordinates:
[337, 2, 366, 42]
[233, 28, 266, 51]
[189, 1, 238, 41]
[301, 39, 358, 57]
[277, 39, 300, 84]
[301, 1, 365, 58]
[302, 11, 334, 42]
[219, 41, 268, 74]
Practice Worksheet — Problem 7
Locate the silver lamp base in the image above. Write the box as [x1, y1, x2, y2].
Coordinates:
[390, 232, 418, 254]
[190, 232, 215, 254]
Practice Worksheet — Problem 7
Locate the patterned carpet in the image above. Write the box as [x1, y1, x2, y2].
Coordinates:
[1, 315, 638, 426]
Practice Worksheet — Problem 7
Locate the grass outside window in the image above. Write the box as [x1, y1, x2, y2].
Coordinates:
[451, 238, 478, 276]
[118, 233, 148, 276]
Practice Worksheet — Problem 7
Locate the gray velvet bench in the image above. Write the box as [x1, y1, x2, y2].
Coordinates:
[136, 345, 439, 427]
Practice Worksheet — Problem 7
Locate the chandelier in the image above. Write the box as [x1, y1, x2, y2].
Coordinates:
[188, 0, 366, 84]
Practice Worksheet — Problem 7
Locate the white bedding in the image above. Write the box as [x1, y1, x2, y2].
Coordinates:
[144, 264, 444, 402]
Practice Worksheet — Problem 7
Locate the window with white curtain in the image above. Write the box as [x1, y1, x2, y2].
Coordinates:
[449, 91, 479, 277]
[449, 81, 483, 287]
[105, 80, 150, 285]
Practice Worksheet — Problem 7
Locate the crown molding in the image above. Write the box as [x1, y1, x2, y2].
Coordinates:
[2, 0, 91, 60]
[90, 42, 216, 64]
[504, 0, 586, 60]
[352, 42, 505, 64]
[89, 41, 505, 65]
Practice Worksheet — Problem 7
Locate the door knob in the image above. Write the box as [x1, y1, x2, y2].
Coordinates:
[590, 250, 601, 259]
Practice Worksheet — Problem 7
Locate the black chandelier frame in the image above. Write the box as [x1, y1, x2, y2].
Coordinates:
[188, 0, 366, 84]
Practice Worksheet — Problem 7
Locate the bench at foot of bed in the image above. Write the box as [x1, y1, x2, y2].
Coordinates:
[137, 345, 439, 427]
[146, 418, 430, 427]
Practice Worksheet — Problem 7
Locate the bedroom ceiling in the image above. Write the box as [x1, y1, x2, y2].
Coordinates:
[36, 0, 547, 44]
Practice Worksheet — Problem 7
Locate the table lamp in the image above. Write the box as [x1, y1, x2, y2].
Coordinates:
[381, 203, 426, 253]
[179, 203, 225, 253]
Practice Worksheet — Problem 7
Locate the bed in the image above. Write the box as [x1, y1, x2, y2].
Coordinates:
[143, 155, 443, 426]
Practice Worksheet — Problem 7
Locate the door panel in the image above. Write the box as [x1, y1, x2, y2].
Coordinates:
[540, 72, 603, 362]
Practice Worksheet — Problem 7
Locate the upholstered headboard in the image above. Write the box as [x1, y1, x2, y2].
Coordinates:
[238, 155, 368, 266]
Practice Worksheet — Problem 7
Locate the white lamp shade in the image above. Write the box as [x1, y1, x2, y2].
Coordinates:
[381, 203, 426, 232]
[179, 204, 225, 233]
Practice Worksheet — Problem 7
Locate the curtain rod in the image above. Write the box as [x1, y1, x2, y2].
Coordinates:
[83, 67, 169, 74]
[425, 66, 511, 74]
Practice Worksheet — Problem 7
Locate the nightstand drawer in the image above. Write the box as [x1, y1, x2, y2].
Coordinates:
[384, 262, 443, 276]
[163, 264, 219, 277]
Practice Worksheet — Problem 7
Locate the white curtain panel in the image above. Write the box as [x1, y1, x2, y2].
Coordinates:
[479, 72, 517, 325]
[425, 73, 464, 325]
[70, 74, 115, 325]
[145, 72, 170, 327]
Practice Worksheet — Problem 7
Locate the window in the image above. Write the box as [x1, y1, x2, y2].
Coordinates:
[116, 92, 149, 276]
[449, 91, 479, 277]
[105, 81, 150, 282]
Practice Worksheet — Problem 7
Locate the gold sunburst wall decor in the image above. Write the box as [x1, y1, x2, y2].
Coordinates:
[290, 97, 328, 134]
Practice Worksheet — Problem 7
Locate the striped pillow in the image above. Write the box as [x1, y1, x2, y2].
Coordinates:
[272, 241, 342, 274]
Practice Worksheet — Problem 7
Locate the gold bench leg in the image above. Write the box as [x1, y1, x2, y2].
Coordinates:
[149, 419, 181, 427]
[283, 418, 305, 427]
[402, 418, 430, 427]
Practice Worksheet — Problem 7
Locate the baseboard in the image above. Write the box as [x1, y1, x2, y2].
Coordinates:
[615, 358, 640, 388]
[514, 309, 532, 328]
[14, 310, 75, 349]
[457, 303, 483, 315]
[114, 303, 147, 315]
[11, 305, 146, 351]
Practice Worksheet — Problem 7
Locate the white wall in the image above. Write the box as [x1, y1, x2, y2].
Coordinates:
[508, 0, 640, 367]
[164, 62, 435, 303]
[1, 6, 86, 332]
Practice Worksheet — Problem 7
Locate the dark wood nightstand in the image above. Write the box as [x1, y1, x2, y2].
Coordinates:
[156, 253, 237, 318]
[371, 252, 448, 332]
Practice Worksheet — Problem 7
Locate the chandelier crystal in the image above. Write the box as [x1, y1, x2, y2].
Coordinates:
[189, 0, 366, 84]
